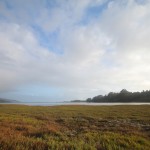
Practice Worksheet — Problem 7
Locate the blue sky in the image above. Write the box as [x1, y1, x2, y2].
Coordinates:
[0, 0, 150, 102]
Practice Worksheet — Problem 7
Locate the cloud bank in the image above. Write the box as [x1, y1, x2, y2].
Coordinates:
[0, 0, 150, 101]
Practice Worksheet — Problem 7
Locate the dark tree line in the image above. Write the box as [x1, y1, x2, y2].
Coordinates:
[86, 89, 150, 103]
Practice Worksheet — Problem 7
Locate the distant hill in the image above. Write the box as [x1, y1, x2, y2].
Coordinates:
[70, 100, 85, 102]
[0, 98, 19, 103]
[86, 89, 150, 103]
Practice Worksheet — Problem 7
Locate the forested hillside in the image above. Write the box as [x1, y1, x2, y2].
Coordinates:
[86, 89, 150, 103]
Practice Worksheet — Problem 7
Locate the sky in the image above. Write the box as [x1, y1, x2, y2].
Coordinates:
[0, 0, 150, 102]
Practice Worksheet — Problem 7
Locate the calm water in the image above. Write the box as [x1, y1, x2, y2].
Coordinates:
[1, 102, 150, 106]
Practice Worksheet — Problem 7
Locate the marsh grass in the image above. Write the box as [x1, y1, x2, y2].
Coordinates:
[0, 105, 150, 150]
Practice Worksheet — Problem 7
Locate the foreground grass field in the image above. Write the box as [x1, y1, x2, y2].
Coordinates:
[0, 105, 150, 150]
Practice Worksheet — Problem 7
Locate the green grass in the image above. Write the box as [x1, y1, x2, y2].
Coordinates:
[0, 105, 150, 150]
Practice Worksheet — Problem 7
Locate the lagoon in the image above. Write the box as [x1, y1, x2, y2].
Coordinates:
[1, 102, 150, 106]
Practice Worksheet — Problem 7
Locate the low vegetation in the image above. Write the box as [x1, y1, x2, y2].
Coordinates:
[0, 104, 150, 150]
